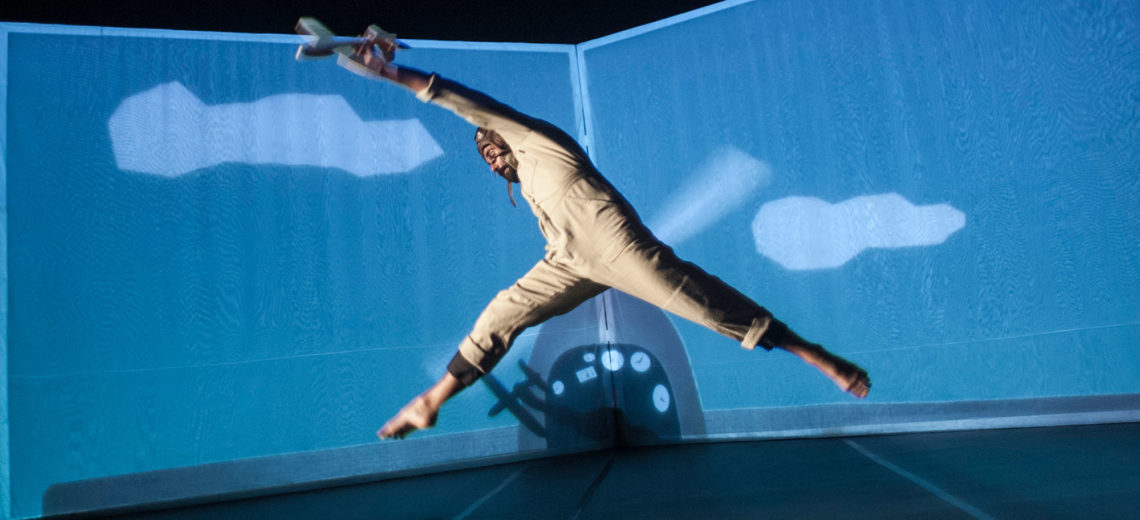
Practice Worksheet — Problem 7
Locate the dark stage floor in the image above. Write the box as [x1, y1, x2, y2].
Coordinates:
[105, 422, 1140, 519]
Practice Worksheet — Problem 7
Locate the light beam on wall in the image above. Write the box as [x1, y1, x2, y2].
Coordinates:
[108, 82, 443, 177]
[648, 146, 773, 245]
[752, 193, 965, 270]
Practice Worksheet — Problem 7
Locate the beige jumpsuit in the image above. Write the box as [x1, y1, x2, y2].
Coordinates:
[417, 75, 777, 376]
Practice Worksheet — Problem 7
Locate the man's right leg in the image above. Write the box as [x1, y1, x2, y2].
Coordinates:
[759, 324, 872, 399]
[381, 257, 605, 439]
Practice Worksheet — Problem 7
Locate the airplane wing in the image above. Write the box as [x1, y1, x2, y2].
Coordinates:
[484, 374, 548, 437]
[295, 17, 341, 60]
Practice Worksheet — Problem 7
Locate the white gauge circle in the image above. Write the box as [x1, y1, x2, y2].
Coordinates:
[631, 351, 651, 373]
[652, 384, 671, 413]
[583, 352, 596, 363]
[552, 380, 565, 396]
[600, 349, 624, 371]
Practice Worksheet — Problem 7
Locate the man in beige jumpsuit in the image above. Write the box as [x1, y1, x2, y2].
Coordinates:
[369, 58, 871, 440]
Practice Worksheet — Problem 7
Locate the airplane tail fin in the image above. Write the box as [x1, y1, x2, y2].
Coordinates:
[295, 17, 337, 60]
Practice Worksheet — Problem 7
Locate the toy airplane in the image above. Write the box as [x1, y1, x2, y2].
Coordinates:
[295, 17, 409, 78]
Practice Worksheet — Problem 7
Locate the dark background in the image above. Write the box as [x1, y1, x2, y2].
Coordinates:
[0, 0, 723, 43]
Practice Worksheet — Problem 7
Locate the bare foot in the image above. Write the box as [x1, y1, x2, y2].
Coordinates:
[839, 365, 872, 399]
[378, 395, 438, 440]
[818, 350, 871, 399]
[795, 345, 872, 399]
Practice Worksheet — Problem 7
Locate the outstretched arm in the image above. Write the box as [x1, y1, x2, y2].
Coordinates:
[350, 42, 432, 91]
[377, 63, 431, 93]
[353, 43, 535, 142]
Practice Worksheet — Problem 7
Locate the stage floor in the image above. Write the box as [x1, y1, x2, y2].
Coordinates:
[106, 422, 1140, 519]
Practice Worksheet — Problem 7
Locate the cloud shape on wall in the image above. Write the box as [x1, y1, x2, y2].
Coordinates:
[649, 146, 773, 245]
[752, 193, 965, 270]
[108, 82, 443, 177]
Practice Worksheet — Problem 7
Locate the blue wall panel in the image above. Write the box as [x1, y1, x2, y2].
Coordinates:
[4, 28, 584, 518]
[580, 0, 1140, 413]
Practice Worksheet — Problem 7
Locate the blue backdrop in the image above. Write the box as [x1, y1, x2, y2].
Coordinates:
[581, 0, 1140, 410]
[3, 0, 1139, 517]
[4, 30, 585, 517]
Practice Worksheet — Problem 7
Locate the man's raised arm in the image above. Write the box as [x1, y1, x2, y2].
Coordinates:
[353, 44, 535, 141]
[375, 61, 432, 93]
[343, 41, 429, 91]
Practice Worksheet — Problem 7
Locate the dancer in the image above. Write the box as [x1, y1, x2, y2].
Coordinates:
[340, 43, 872, 440]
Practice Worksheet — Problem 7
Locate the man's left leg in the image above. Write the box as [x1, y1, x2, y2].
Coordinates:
[594, 239, 870, 398]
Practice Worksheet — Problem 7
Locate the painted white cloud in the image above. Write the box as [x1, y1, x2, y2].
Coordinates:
[649, 146, 773, 245]
[752, 193, 965, 270]
[108, 82, 443, 177]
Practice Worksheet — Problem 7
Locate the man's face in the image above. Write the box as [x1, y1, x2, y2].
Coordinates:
[480, 143, 519, 183]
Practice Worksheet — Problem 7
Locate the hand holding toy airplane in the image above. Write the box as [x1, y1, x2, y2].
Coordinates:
[295, 17, 409, 79]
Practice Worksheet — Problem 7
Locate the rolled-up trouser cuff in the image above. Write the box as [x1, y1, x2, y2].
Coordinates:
[447, 351, 483, 386]
[741, 316, 772, 351]
[742, 316, 790, 351]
